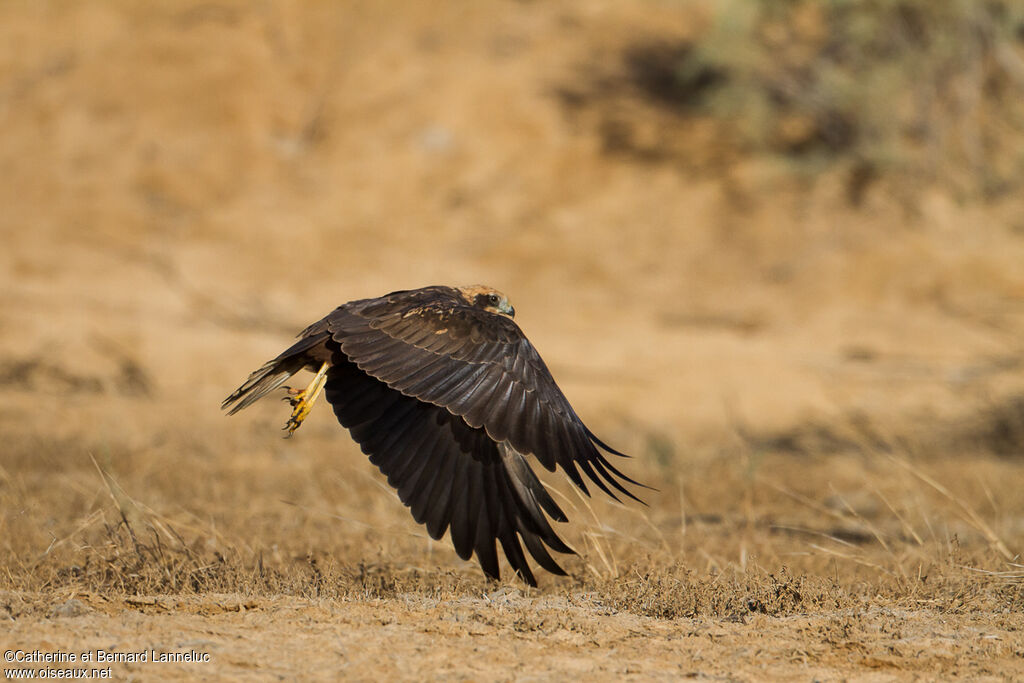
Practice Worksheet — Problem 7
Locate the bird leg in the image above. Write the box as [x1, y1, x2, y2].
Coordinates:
[282, 362, 329, 436]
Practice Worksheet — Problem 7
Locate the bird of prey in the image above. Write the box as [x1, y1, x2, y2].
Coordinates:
[223, 285, 645, 585]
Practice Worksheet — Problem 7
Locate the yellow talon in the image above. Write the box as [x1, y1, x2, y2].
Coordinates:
[283, 362, 329, 436]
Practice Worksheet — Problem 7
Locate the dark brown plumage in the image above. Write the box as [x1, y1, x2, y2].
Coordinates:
[222, 285, 645, 586]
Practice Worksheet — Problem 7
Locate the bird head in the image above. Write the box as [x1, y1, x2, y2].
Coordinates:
[457, 285, 515, 318]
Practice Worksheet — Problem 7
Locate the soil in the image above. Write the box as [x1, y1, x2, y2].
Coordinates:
[2, 1, 1023, 680]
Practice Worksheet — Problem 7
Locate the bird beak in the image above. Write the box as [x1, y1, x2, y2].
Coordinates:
[501, 301, 515, 318]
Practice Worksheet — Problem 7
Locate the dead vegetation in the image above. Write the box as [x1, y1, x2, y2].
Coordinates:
[3, 420, 1021, 613]
[2, 416, 1022, 678]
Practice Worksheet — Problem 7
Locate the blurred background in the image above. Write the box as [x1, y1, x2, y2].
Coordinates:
[2, 0, 1024, 589]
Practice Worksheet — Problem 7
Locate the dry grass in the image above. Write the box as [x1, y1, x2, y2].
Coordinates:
[3, 416, 1021, 615]
[3, 418, 1023, 677]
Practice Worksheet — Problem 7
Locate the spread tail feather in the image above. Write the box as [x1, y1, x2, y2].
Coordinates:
[222, 331, 331, 414]
[221, 357, 306, 414]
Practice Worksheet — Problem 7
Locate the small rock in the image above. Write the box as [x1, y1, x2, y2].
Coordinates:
[486, 587, 522, 604]
[416, 125, 455, 154]
[49, 599, 90, 618]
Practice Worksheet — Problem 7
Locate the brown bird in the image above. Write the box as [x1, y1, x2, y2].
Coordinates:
[223, 285, 645, 585]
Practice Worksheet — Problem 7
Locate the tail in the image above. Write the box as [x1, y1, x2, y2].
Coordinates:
[221, 331, 330, 415]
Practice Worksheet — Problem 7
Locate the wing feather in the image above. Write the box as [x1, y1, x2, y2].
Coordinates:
[499, 446, 572, 548]
[448, 459, 475, 560]
[475, 465, 502, 580]
[328, 292, 644, 509]
[395, 426, 442, 502]
[422, 448, 459, 539]
[498, 530, 534, 586]
[324, 350, 577, 586]
[410, 441, 454, 530]
[519, 525, 568, 576]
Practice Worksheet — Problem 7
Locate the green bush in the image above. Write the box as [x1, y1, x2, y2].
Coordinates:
[690, 0, 1024, 197]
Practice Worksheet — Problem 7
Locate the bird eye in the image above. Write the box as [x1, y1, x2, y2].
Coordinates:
[488, 294, 499, 305]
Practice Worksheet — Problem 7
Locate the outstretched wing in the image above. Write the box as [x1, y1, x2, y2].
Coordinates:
[324, 355, 573, 586]
[325, 290, 646, 504]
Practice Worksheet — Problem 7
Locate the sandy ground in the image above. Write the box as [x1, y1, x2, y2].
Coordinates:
[6, 593, 1023, 681]
[2, 1, 1024, 680]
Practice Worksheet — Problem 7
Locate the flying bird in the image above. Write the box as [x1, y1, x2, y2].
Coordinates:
[222, 285, 645, 585]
